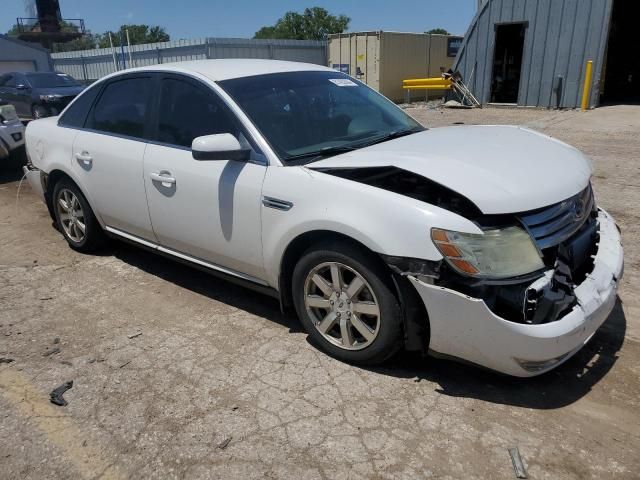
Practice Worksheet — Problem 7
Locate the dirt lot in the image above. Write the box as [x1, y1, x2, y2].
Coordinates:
[1, 105, 639, 480]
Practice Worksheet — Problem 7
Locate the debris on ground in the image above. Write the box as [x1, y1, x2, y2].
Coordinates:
[218, 437, 232, 450]
[127, 332, 142, 339]
[50, 381, 73, 406]
[444, 100, 473, 109]
[53, 337, 60, 344]
[60, 360, 72, 366]
[508, 447, 528, 479]
[43, 347, 61, 357]
[119, 360, 132, 369]
[0, 358, 14, 364]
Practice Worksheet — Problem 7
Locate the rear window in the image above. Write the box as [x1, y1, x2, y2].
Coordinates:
[87, 77, 151, 139]
[58, 84, 101, 128]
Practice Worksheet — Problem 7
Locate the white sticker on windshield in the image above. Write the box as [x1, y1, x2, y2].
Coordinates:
[329, 78, 357, 87]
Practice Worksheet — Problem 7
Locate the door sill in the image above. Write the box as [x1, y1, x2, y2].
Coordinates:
[104, 226, 276, 296]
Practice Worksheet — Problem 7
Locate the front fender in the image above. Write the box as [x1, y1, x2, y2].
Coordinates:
[261, 165, 481, 288]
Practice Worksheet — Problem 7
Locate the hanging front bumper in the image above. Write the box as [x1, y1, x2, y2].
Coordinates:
[410, 209, 624, 377]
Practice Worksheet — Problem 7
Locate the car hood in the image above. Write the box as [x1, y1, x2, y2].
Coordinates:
[35, 86, 85, 97]
[308, 125, 592, 214]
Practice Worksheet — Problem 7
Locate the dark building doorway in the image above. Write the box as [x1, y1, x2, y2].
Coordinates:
[490, 23, 526, 103]
[602, 0, 640, 103]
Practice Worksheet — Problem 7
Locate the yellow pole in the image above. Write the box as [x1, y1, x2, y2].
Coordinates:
[581, 60, 594, 111]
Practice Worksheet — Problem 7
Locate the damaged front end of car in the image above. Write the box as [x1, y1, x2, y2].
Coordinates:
[316, 164, 622, 375]
[424, 184, 600, 326]
[320, 165, 602, 327]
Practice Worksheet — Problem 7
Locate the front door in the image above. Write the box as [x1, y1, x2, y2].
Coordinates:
[143, 76, 267, 280]
[0, 74, 25, 116]
[72, 74, 156, 241]
[13, 73, 33, 116]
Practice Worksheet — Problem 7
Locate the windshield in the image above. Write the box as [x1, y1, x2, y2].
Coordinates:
[218, 71, 424, 163]
[26, 73, 80, 88]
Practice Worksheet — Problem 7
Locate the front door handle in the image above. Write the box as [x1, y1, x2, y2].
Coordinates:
[150, 171, 176, 185]
[75, 152, 93, 166]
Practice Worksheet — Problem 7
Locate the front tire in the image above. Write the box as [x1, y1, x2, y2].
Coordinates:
[52, 179, 105, 252]
[292, 241, 403, 365]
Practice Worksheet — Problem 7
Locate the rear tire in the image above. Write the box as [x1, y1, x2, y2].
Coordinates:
[292, 240, 403, 365]
[52, 179, 105, 252]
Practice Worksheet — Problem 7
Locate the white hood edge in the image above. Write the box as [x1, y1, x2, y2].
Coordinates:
[309, 125, 592, 215]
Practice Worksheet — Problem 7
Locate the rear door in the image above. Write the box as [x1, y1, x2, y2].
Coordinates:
[71, 74, 157, 241]
[143, 74, 267, 280]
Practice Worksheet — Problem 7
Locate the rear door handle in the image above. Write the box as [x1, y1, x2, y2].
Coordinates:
[150, 171, 176, 185]
[75, 152, 92, 165]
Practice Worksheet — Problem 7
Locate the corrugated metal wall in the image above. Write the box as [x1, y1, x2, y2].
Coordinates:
[328, 32, 460, 102]
[51, 38, 328, 81]
[453, 0, 614, 108]
[380, 33, 456, 102]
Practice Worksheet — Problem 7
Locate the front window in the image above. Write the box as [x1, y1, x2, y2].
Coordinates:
[218, 71, 423, 164]
[157, 78, 240, 148]
[25, 73, 80, 88]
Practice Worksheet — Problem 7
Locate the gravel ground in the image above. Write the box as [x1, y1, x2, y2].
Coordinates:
[1, 105, 639, 479]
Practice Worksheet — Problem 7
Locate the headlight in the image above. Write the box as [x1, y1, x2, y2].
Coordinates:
[431, 226, 544, 279]
[40, 94, 62, 102]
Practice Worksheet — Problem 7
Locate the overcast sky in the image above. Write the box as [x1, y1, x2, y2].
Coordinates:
[2, 0, 477, 39]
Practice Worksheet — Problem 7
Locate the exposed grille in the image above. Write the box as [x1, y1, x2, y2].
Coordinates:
[519, 185, 594, 250]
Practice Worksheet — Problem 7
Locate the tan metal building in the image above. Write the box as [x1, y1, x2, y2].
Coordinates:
[328, 31, 462, 102]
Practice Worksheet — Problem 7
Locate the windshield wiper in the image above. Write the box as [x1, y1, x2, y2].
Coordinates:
[356, 127, 423, 148]
[284, 144, 357, 163]
[283, 128, 423, 164]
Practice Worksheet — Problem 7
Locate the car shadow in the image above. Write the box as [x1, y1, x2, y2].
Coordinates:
[110, 241, 302, 333]
[366, 298, 626, 409]
[108, 239, 624, 409]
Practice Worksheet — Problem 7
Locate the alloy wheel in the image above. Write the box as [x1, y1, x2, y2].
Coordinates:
[303, 261, 381, 350]
[56, 188, 86, 243]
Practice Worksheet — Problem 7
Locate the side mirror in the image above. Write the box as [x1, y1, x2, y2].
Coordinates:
[16, 84, 28, 90]
[192, 133, 250, 162]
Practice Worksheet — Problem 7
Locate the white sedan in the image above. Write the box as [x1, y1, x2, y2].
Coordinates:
[24, 60, 623, 376]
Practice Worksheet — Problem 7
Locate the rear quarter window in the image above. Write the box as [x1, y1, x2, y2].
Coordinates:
[58, 84, 101, 128]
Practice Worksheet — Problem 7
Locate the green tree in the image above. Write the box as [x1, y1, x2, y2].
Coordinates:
[254, 7, 350, 40]
[425, 28, 451, 35]
[6, 24, 20, 36]
[97, 24, 170, 48]
[51, 34, 97, 52]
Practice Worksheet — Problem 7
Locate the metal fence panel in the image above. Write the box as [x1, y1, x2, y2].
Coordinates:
[52, 37, 327, 82]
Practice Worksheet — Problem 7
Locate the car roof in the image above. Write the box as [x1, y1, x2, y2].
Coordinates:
[118, 59, 335, 82]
